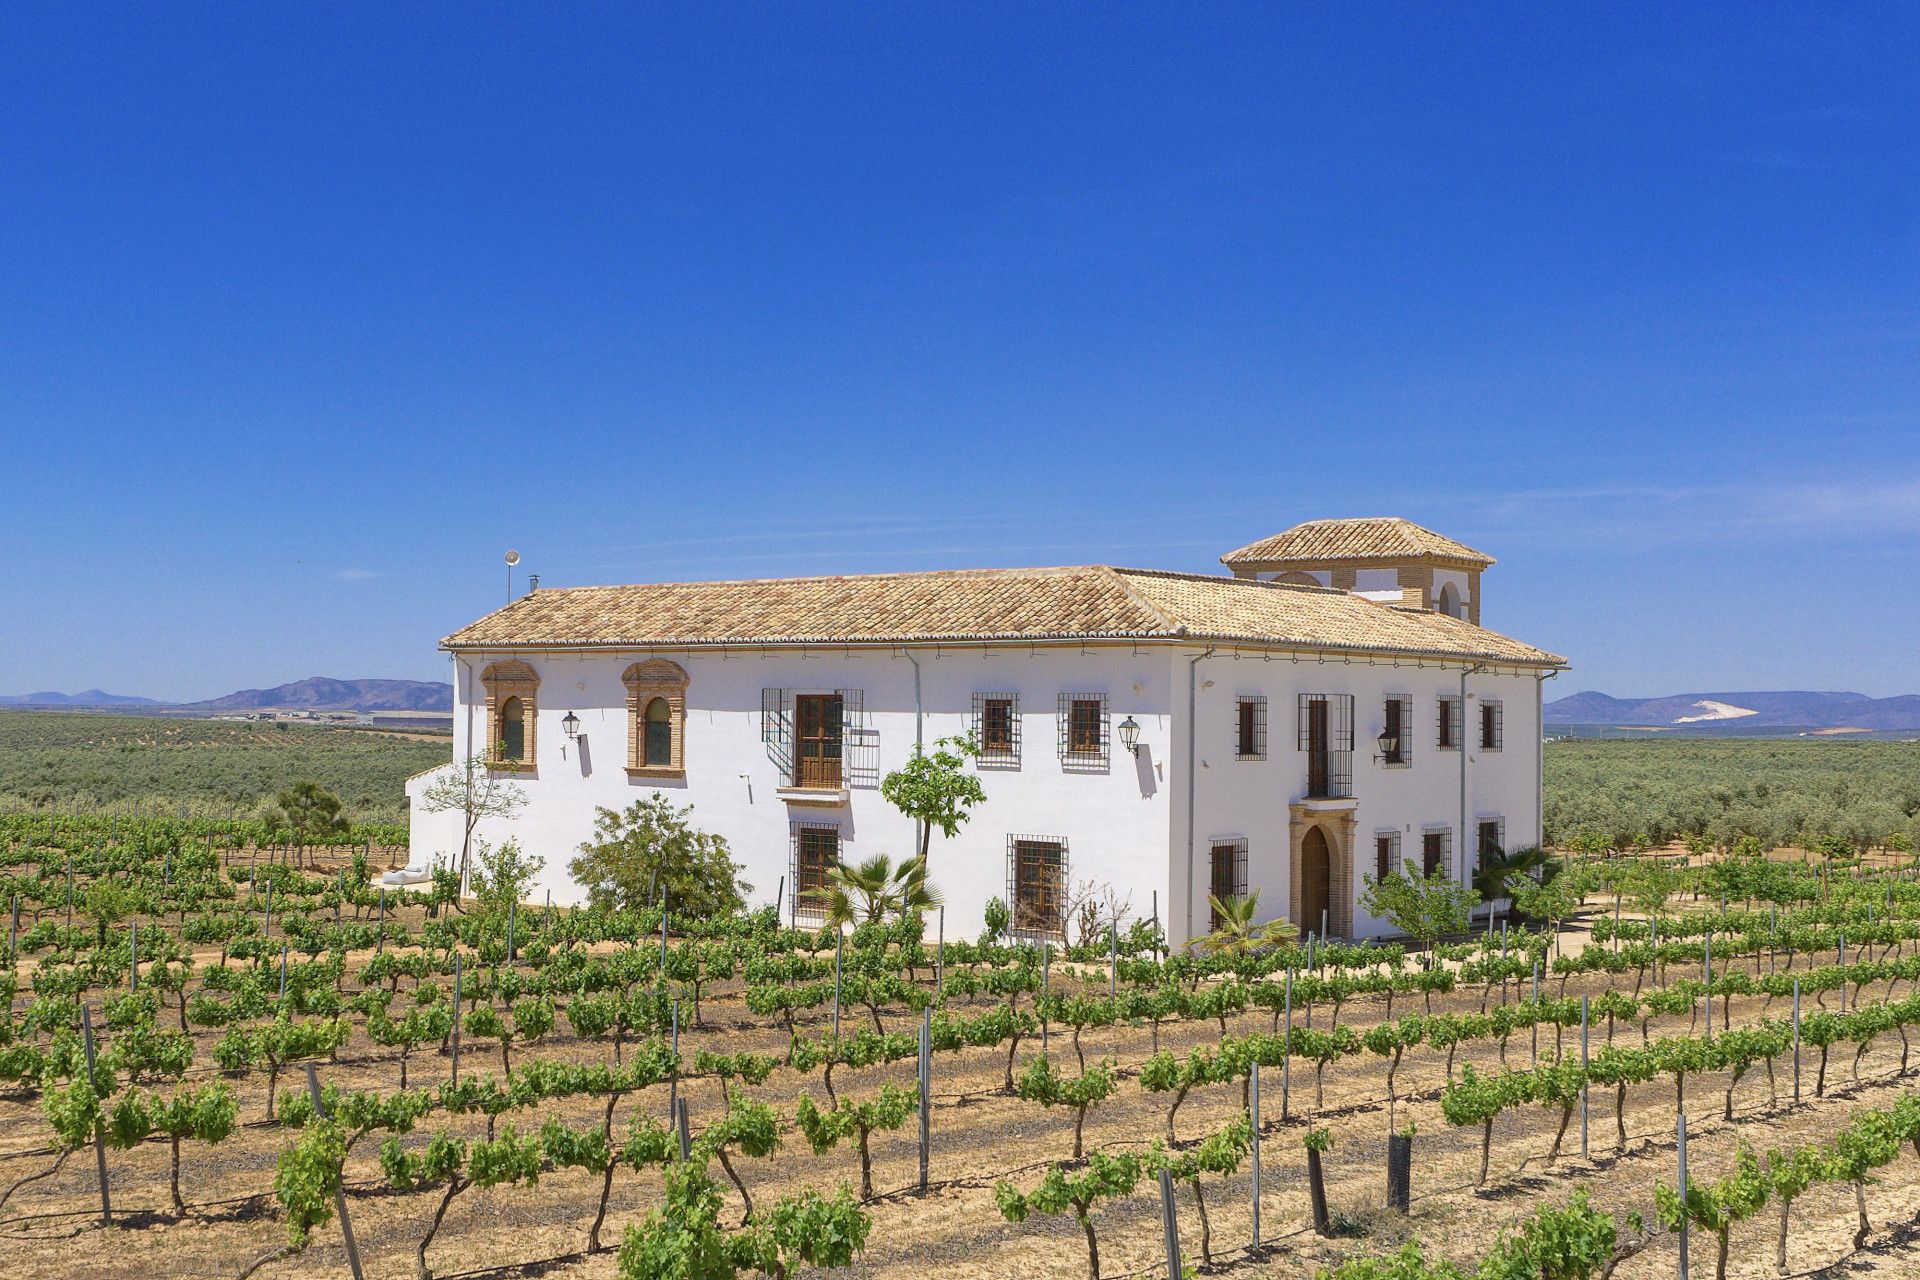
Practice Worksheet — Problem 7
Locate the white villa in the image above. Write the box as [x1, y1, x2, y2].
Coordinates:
[407, 517, 1565, 947]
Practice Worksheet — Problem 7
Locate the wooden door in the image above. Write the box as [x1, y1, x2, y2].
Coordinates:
[1300, 826, 1330, 938]
[794, 694, 843, 788]
[1306, 697, 1330, 796]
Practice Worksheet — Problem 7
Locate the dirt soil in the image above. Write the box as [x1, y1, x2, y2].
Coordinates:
[4, 859, 1919, 1280]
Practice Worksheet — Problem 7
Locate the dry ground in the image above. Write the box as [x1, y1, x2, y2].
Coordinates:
[4, 858, 1919, 1280]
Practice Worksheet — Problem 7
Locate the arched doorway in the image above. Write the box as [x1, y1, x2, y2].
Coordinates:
[1300, 826, 1331, 938]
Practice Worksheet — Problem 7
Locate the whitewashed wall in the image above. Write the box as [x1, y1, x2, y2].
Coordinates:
[410, 643, 1546, 946]
[427, 646, 1176, 942]
[1169, 656, 1545, 942]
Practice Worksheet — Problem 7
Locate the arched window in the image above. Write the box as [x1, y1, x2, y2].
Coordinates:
[479, 660, 539, 772]
[622, 660, 689, 777]
[644, 697, 673, 767]
[1436, 582, 1462, 618]
[500, 696, 526, 762]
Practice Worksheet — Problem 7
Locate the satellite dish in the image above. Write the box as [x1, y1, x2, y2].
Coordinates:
[504, 550, 521, 567]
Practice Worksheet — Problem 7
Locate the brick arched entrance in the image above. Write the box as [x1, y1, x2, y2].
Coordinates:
[1288, 803, 1357, 939]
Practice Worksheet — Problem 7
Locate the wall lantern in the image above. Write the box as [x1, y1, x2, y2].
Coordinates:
[562, 710, 581, 740]
[1374, 728, 1401, 763]
[1117, 716, 1142, 755]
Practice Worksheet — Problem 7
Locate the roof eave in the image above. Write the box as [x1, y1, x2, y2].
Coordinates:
[443, 632, 1563, 669]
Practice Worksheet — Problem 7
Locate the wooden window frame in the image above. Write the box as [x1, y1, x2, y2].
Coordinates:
[480, 659, 540, 773]
[1421, 826, 1451, 879]
[623, 660, 689, 779]
[1057, 693, 1109, 771]
[1296, 692, 1354, 798]
[790, 823, 840, 924]
[1437, 696, 1462, 752]
[973, 692, 1021, 769]
[1006, 835, 1069, 941]
[793, 692, 846, 790]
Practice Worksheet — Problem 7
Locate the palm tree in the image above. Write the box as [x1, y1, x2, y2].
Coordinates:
[1196, 891, 1299, 958]
[822, 854, 943, 928]
[1473, 844, 1552, 920]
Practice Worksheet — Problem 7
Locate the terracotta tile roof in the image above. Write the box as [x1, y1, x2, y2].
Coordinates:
[1220, 517, 1495, 567]
[443, 566, 1562, 667]
[1113, 570, 1557, 664]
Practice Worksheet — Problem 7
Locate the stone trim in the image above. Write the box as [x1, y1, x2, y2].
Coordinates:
[479, 659, 539, 773]
[623, 659, 690, 778]
[1288, 802, 1357, 939]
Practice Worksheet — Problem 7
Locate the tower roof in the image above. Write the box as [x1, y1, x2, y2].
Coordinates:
[1220, 517, 1495, 568]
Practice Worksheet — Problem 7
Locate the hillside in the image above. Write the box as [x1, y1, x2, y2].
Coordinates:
[186, 676, 451, 712]
[0, 689, 158, 707]
[1546, 689, 1920, 732]
[0, 677, 452, 713]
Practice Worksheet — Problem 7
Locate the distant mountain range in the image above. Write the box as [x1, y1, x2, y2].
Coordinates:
[1546, 690, 1920, 733]
[0, 689, 159, 707]
[0, 677, 452, 714]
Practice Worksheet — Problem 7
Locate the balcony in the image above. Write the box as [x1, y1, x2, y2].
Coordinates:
[1304, 747, 1353, 800]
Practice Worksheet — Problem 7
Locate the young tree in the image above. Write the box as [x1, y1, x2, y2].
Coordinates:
[1764, 1144, 1825, 1273]
[569, 795, 748, 917]
[106, 1082, 239, 1215]
[1016, 1056, 1119, 1161]
[418, 754, 528, 890]
[1195, 891, 1298, 959]
[269, 781, 348, 868]
[795, 1085, 916, 1199]
[822, 853, 942, 928]
[469, 837, 544, 922]
[1478, 1188, 1633, 1280]
[1655, 1145, 1768, 1280]
[1149, 1115, 1250, 1265]
[1362, 868, 1480, 958]
[880, 733, 986, 868]
[995, 1153, 1142, 1280]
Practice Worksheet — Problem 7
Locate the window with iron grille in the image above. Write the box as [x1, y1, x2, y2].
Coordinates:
[1208, 838, 1249, 929]
[1057, 693, 1109, 770]
[1295, 693, 1354, 798]
[1422, 827, 1451, 878]
[1374, 831, 1401, 882]
[972, 693, 1021, 768]
[1006, 836, 1068, 940]
[1479, 700, 1504, 752]
[1477, 818, 1506, 875]
[1380, 695, 1412, 766]
[1437, 696, 1461, 751]
[1234, 696, 1266, 760]
[790, 824, 839, 923]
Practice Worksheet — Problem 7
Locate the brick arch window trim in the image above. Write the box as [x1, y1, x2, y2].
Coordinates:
[623, 659, 690, 778]
[479, 660, 540, 773]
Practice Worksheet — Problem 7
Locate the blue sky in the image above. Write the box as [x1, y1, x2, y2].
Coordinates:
[3, 6, 1916, 701]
